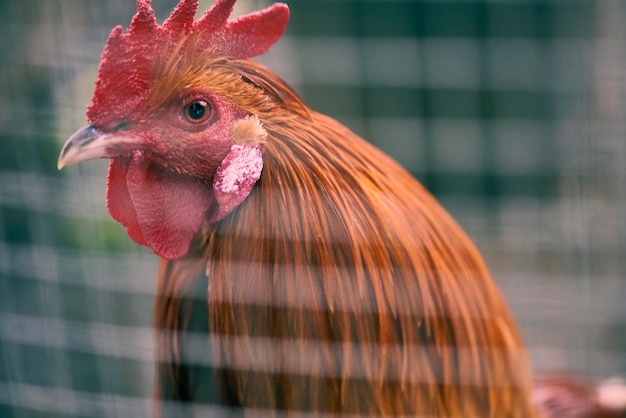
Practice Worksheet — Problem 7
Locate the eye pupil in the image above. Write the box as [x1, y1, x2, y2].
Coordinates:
[183, 100, 210, 123]
[188, 102, 205, 119]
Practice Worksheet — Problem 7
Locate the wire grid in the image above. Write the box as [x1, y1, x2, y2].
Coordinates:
[1, 0, 625, 416]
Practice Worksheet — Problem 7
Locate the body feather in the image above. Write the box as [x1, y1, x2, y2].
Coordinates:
[153, 59, 538, 417]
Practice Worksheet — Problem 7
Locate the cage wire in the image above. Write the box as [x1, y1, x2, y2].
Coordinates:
[0, 0, 625, 417]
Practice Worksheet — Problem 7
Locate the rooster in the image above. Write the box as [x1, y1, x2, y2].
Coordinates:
[58, 0, 540, 416]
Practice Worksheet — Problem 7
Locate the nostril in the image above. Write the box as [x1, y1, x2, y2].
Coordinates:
[113, 121, 130, 132]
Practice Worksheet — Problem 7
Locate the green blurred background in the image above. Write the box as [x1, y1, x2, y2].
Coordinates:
[1, 0, 625, 416]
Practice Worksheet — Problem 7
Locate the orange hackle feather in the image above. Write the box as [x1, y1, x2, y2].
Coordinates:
[85, 1, 540, 416]
[152, 57, 539, 415]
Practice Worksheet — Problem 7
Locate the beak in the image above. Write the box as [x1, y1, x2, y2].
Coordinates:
[58, 124, 142, 170]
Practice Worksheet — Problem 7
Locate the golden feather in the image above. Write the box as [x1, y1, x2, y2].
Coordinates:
[153, 58, 540, 417]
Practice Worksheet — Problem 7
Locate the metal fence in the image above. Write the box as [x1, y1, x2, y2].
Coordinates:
[1, 0, 625, 416]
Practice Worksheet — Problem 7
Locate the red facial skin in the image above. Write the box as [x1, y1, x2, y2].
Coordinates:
[102, 94, 244, 259]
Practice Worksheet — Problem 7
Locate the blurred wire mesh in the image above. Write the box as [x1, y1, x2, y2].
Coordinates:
[0, 0, 625, 416]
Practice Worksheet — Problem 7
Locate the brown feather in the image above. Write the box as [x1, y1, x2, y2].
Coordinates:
[154, 59, 539, 417]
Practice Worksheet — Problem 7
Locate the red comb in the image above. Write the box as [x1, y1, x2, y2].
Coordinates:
[86, 0, 289, 126]
[133, 0, 290, 59]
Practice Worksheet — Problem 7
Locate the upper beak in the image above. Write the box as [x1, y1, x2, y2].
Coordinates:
[57, 124, 142, 170]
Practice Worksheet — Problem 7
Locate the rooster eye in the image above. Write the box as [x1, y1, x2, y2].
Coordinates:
[182, 100, 211, 124]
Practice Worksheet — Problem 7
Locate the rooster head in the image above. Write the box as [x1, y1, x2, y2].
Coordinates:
[58, 0, 289, 260]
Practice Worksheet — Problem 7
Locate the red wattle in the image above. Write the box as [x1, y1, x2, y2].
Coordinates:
[106, 160, 148, 246]
[106, 155, 215, 260]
